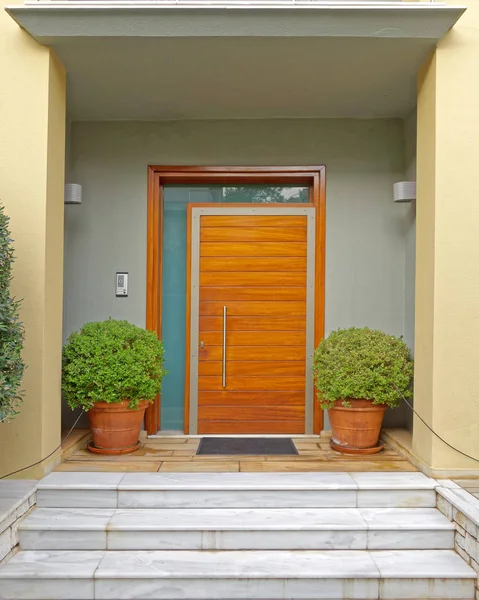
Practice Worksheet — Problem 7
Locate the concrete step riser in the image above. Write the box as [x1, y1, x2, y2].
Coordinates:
[85, 576, 477, 600]
[0, 549, 475, 600]
[37, 488, 438, 509]
[19, 528, 455, 551]
[19, 506, 456, 551]
[5, 575, 470, 600]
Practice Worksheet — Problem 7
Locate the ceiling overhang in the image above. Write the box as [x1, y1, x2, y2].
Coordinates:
[4, 1, 467, 121]
[6, 1, 466, 42]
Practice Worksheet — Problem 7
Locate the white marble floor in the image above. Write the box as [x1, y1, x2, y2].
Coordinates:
[18, 506, 455, 551]
[0, 472, 476, 600]
[0, 480, 37, 562]
[34, 470, 438, 510]
[0, 481, 36, 522]
[0, 548, 474, 600]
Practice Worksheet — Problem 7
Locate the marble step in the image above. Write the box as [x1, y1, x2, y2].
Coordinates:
[19, 507, 455, 551]
[36, 471, 438, 509]
[0, 549, 475, 600]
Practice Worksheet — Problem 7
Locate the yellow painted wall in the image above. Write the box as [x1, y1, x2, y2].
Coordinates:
[414, 1, 479, 471]
[0, 0, 476, 476]
[0, 3, 66, 478]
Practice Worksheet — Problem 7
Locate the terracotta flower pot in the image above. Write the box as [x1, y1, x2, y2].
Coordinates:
[87, 400, 150, 455]
[328, 398, 387, 455]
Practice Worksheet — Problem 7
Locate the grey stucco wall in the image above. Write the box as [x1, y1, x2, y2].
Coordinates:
[403, 109, 417, 351]
[63, 118, 410, 429]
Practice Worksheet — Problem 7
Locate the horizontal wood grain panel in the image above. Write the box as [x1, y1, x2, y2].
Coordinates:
[198, 391, 305, 406]
[199, 406, 304, 421]
[200, 216, 307, 228]
[198, 375, 305, 391]
[200, 257, 306, 272]
[199, 331, 306, 347]
[199, 301, 306, 317]
[200, 287, 306, 302]
[200, 242, 307, 257]
[198, 361, 305, 377]
[200, 271, 306, 287]
[200, 227, 306, 243]
[199, 346, 306, 361]
[198, 420, 304, 434]
[199, 316, 306, 331]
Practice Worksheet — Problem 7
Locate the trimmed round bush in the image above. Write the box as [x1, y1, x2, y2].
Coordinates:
[313, 327, 414, 410]
[62, 319, 166, 411]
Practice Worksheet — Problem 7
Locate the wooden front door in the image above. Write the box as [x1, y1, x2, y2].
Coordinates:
[187, 206, 316, 435]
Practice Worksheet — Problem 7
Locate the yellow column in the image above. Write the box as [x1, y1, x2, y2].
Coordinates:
[0, 5, 66, 478]
[414, 1, 479, 472]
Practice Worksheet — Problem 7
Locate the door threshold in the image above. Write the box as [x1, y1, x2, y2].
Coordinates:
[148, 433, 321, 439]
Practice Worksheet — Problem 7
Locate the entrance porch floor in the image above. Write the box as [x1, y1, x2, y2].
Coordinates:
[58, 431, 416, 473]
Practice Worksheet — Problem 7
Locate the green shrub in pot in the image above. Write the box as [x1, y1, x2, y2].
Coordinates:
[63, 319, 166, 453]
[63, 319, 166, 411]
[313, 327, 414, 453]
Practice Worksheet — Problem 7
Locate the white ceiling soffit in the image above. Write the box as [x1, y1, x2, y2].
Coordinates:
[5, 1, 466, 41]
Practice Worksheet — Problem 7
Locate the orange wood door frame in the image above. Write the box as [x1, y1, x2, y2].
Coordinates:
[145, 166, 326, 435]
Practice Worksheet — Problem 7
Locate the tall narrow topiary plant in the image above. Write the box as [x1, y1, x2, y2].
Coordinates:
[0, 205, 25, 422]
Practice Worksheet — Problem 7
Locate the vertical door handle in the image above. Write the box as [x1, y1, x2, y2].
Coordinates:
[222, 306, 227, 388]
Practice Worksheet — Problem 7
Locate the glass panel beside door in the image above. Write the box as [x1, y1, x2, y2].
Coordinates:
[160, 185, 310, 432]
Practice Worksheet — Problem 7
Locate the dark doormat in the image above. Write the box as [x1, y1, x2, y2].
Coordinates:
[196, 437, 298, 456]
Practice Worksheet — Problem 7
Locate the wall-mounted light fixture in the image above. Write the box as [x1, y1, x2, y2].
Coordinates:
[393, 181, 416, 203]
[64, 183, 82, 205]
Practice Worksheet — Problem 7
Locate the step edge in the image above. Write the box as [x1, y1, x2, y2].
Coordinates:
[19, 523, 456, 532]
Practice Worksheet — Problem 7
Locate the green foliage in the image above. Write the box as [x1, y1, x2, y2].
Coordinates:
[313, 327, 414, 410]
[223, 186, 309, 204]
[62, 319, 166, 411]
[0, 205, 25, 423]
